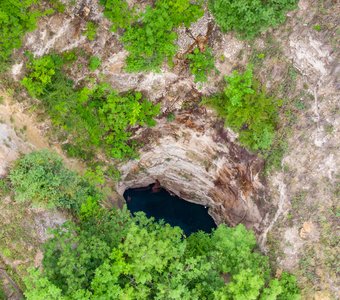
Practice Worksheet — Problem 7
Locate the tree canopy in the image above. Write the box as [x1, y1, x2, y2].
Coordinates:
[24, 207, 300, 299]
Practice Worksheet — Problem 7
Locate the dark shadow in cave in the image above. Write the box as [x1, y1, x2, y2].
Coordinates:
[124, 183, 217, 236]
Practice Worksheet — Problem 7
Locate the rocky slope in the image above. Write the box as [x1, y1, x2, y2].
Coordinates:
[0, 0, 339, 298]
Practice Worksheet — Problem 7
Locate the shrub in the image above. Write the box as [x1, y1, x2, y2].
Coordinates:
[187, 47, 216, 83]
[24, 210, 300, 299]
[21, 54, 160, 159]
[99, 0, 204, 72]
[0, 178, 11, 198]
[0, 0, 43, 67]
[9, 150, 100, 212]
[99, 0, 136, 32]
[209, 0, 298, 39]
[83, 21, 98, 41]
[202, 65, 280, 151]
[123, 0, 204, 72]
[88, 56, 101, 71]
[21, 53, 63, 97]
[49, 0, 65, 13]
[62, 50, 78, 63]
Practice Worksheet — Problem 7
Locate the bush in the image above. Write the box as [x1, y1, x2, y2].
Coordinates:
[21, 54, 160, 159]
[0, 281, 5, 300]
[202, 65, 280, 151]
[9, 150, 100, 212]
[100, 0, 204, 72]
[49, 0, 65, 13]
[88, 56, 101, 71]
[0, 178, 11, 198]
[187, 47, 216, 83]
[209, 0, 298, 39]
[99, 0, 136, 32]
[0, 0, 43, 67]
[24, 209, 300, 299]
[21, 53, 63, 97]
[83, 21, 98, 41]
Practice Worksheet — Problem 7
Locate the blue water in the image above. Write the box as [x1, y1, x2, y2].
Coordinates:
[124, 184, 216, 236]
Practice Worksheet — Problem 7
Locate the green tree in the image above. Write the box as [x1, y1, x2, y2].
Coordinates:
[9, 150, 100, 212]
[21, 53, 63, 97]
[24, 209, 300, 299]
[99, 0, 136, 32]
[21, 54, 160, 159]
[0, 0, 43, 68]
[104, 0, 204, 72]
[187, 47, 216, 83]
[88, 56, 101, 71]
[83, 21, 98, 41]
[209, 0, 298, 39]
[202, 65, 280, 151]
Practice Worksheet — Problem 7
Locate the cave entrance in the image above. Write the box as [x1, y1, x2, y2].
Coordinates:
[123, 183, 217, 236]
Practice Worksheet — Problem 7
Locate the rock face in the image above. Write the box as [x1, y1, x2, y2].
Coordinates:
[15, 1, 269, 231]
[117, 111, 266, 231]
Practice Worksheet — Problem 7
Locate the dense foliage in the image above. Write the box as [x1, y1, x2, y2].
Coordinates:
[208, 0, 298, 39]
[100, 0, 204, 72]
[99, 0, 136, 32]
[88, 56, 101, 71]
[188, 47, 216, 83]
[21, 54, 160, 159]
[9, 150, 100, 212]
[24, 206, 300, 299]
[83, 21, 98, 41]
[123, 0, 203, 72]
[0, 0, 42, 67]
[202, 65, 280, 151]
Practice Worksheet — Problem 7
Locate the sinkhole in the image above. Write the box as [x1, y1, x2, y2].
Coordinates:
[123, 182, 217, 236]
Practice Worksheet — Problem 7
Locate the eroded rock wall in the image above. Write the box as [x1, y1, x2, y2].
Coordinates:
[117, 112, 266, 231]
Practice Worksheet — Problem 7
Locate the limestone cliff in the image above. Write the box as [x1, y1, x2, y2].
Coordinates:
[118, 111, 266, 231]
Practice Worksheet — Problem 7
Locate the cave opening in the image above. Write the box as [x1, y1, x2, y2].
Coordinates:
[123, 182, 217, 236]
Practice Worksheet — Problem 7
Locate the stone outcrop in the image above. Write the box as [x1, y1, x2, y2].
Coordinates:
[117, 111, 266, 232]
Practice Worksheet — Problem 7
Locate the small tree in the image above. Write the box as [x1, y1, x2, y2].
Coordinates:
[202, 65, 280, 151]
[9, 150, 100, 212]
[209, 0, 298, 39]
[24, 209, 300, 299]
[187, 47, 216, 83]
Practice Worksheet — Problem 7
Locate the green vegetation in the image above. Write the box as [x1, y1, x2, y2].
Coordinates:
[100, 0, 204, 72]
[21, 54, 160, 159]
[263, 138, 288, 174]
[123, 0, 203, 72]
[24, 207, 300, 299]
[62, 50, 78, 63]
[88, 56, 101, 71]
[202, 65, 280, 151]
[0, 178, 10, 197]
[208, 0, 298, 39]
[9, 150, 100, 212]
[166, 112, 175, 122]
[0, 0, 43, 69]
[0, 281, 5, 300]
[83, 21, 98, 41]
[1, 151, 300, 299]
[312, 24, 322, 31]
[187, 47, 216, 83]
[100, 0, 136, 31]
[49, 0, 66, 13]
[21, 53, 63, 97]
